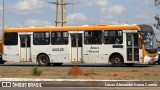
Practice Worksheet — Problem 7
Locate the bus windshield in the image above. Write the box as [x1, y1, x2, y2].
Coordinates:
[142, 31, 157, 50]
[139, 24, 158, 54]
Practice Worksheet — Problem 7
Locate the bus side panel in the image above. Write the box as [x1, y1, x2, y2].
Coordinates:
[83, 45, 107, 63]
[31, 45, 70, 63]
[3, 46, 20, 62]
[3, 33, 20, 62]
[103, 45, 126, 63]
[83, 45, 126, 64]
[31, 45, 51, 63]
[50, 45, 70, 63]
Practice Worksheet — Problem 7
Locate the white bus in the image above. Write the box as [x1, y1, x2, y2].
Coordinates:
[0, 24, 158, 66]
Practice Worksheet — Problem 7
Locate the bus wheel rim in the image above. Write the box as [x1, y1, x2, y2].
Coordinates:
[114, 58, 120, 65]
[41, 57, 46, 63]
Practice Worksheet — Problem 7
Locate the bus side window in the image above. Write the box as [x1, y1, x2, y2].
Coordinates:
[104, 30, 123, 44]
[115, 38, 120, 44]
[57, 38, 62, 44]
[63, 38, 68, 44]
[4, 33, 18, 45]
[84, 31, 102, 44]
[51, 32, 68, 45]
[33, 32, 50, 45]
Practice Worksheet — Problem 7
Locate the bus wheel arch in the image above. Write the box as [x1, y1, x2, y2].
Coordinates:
[109, 53, 124, 67]
[37, 53, 50, 66]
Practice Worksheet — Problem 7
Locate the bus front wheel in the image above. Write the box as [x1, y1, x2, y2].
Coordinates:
[37, 54, 50, 66]
[111, 55, 123, 67]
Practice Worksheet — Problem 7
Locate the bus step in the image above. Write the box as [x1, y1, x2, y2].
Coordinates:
[72, 61, 84, 64]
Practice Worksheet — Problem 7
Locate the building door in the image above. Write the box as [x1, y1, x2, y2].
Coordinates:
[126, 33, 139, 62]
[20, 35, 31, 62]
[71, 34, 83, 63]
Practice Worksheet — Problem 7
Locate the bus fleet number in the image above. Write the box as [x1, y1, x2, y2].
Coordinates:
[52, 48, 64, 52]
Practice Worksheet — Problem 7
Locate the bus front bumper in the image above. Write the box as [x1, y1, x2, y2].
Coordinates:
[144, 55, 158, 64]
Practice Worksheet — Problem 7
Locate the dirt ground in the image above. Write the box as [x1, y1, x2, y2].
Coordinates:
[0, 66, 160, 80]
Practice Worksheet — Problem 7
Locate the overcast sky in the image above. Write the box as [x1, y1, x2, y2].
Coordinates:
[0, 0, 160, 39]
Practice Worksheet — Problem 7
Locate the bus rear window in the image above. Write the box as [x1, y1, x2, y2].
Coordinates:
[4, 33, 18, 45]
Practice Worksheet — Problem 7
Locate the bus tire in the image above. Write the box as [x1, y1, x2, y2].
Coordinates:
[111, 55, 123, 67]
[125, 63, 134, 67]
[0, 60, 5, 64]
[37, 54, 50, 66]
[53, 63, 63, 66]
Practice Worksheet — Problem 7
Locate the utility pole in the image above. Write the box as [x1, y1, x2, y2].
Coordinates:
[56, 0, 61, 27]
[48, 0, 70, 27]
[2, 0, 5, 31]
[62, 0, 67, 26]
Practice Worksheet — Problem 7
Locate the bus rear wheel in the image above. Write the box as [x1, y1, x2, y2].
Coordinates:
[111, 55, 123, 67]
[37, 54, 50, 66]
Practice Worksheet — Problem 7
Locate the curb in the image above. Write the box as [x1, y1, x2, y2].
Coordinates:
[0, 78, 159, 87]
[0, 78, 156, 81]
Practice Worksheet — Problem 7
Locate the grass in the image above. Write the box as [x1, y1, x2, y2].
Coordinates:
[0, 66, 160, 80]
[130, 69, 138, 72]
[32, 66, 42, 76]
[144, 73, 150, 76]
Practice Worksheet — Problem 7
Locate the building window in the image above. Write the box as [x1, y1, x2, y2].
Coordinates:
[104, 31, 123, 44]
[51, 32, 68, 45]
[4, 33, 18, 45]
[84, 31, 102, 44]
[33, 32, 50, 45]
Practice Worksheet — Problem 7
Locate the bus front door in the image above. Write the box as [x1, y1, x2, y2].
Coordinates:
[126, 33, 139, 62]
[71, 34, 83, 63]
[20, 35, 31, 62]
